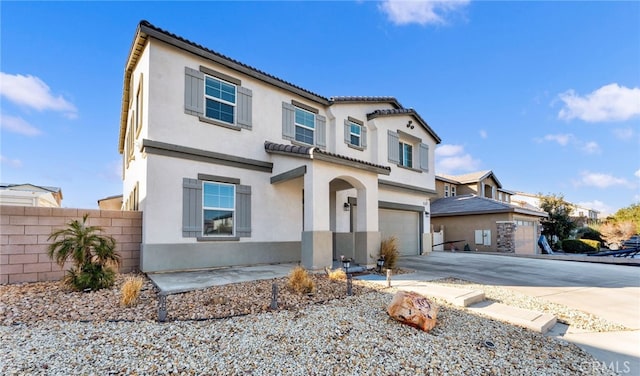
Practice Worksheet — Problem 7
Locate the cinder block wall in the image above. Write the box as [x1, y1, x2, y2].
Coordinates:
[0, 206, 142, 284]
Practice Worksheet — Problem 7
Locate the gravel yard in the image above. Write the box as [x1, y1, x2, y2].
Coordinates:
[0, 272, 617, 375]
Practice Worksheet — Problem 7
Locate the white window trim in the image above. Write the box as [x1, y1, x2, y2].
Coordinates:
[204, 75, 237, 125]
[349, 122, 361, 147]
[202, 181, 236, 237]
[294, 107, 315, 145]
[399, 141, 413, 168]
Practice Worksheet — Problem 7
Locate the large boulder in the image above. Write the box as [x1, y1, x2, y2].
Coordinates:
[387, 291, 438, 332]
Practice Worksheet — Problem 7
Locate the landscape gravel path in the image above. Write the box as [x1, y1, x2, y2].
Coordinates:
[0, 273, 617, 375]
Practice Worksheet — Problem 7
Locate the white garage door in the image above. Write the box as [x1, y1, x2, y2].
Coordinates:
[379, 209, 420, 256]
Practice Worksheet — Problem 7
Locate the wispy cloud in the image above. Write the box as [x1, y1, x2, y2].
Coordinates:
[635, 169, 640, 179]
[0, 72, 78, 118]
[0, 154, 23, 168]
[557, 83, 640, 122]
[479, 129, 488, 139]
[539, 133, 573, 146]
[435, 144, 481, 173]
[574, 171, 633, 189]
[0, 114, 42, 136]
[535, 133, 600, 154]
[379, 0, 470, 26]
[612, 127, 635, 141]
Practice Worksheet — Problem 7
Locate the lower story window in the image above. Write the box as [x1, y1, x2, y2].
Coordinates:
[203, 182, 235, 236]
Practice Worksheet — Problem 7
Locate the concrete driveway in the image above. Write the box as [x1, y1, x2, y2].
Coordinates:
[399, 252, 640, 374]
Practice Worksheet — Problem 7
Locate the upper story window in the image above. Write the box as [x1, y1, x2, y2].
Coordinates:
[294, 107, 315, 145]
[444, 185, 449, 197]
[205, 76, 236, 124]
[350, 122, 362, 146]
[343, 117, 367, 150]
[282, 101, 326, 148]
[451, 185, 456, 197]
[387, 130, 429, 173]
[399, 142, 413, 168]
[203, 181, 235, 236]
[184, 66, 252, 130]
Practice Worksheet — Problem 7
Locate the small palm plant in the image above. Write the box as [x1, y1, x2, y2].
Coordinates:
[47, 214, 121, 291]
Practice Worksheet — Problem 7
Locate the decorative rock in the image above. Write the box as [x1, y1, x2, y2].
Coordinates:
[387, 291, 438, 332]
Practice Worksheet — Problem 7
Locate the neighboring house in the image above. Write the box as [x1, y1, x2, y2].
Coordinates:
[0, 183, 63, 207]
[430, 172, 547, 254]
[437, 170, 513, 202]
[97, 194, 124, 210]
[118, 21, 441, 273]
[511, 191, 600, 226]
[572, 205, 600, 226]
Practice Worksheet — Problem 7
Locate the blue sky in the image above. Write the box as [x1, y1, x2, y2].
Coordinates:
[1, 1, 639, 215]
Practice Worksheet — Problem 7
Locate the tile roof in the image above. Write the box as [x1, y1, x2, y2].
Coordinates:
[367, 109, 442, 144]
[430, 194, 547, 217]
[138, 20, 329, 104]
[438, 170, 503, 188]
[264, 141, 391, 174]
[329, 96, 403, 109]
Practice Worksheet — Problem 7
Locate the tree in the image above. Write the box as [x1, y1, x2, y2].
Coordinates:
[607, 203, 640, 231]
[539, 193, 576, 247]
[598, 221, 636, 249]
[47, 214, 121, 291]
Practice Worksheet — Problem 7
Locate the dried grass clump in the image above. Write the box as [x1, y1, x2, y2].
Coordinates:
[327, 268, 346, 281]
[120, 276, 144, 307]
[380, 236, 399, 270]
[288, 266, 315, 294]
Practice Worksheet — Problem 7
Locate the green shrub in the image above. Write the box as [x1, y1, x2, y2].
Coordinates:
[562, 239, 600, 254]
[575, 227, 603, 243]
[47, 214, 120, 291]
[380, 236, 399, 270]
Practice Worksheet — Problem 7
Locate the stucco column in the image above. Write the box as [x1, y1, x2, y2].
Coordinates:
[354, 179, 380, 267]
[301, 167, 332, 270]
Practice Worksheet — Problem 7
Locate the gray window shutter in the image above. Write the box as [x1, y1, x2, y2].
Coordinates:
[388, 130, 399, 164]
[236, 185, 251, 237]
[420, 143, 429, 172]
[282, 102, 295, 140]
[344, 120, 350, 144]
[182, 178, 202, 237]
[316, 115, 326, 148]
[361, 126, 367, 148]
[237, 86, 252, 129]
[184, 67, 204, 116]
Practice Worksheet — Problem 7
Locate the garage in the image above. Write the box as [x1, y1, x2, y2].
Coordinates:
[514, 220, 537, 254]
[379, 208, 420, 256]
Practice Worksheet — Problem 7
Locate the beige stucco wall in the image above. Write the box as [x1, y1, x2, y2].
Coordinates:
[431, 212, 512, 252]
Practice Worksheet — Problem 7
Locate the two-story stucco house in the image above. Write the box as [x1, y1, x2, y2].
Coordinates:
[118, 21, 441, 273]
[431, 171, 547, 254]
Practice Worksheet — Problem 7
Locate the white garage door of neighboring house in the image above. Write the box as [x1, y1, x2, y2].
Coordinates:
[379, 209, 420, 256]
[515, 220, 536, 254]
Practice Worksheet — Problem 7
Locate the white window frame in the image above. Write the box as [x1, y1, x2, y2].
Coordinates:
[204, 75, 237, 125]
[451, 185, 456, 197]
[294, 107, 315, 145]
[399, 141, 413, 168]
[202, 181, 236, 237]
[349, 121, 361, 147]
[444, 185, 449, 197]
